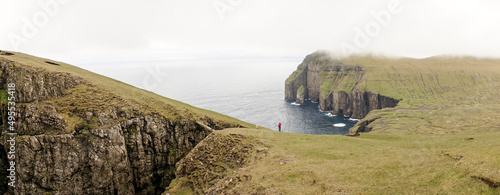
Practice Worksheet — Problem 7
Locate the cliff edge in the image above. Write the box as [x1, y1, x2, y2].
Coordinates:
[285, 51, 399, 119]
[0, 51, 249, 195]
[288, 52, 500, 135]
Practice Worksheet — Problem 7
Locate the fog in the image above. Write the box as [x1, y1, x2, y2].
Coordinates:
[1, 0, 499, 63]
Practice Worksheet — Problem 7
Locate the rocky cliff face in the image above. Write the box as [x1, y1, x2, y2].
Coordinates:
[285, 51, 399, 119]
[0, 56, 239, 194]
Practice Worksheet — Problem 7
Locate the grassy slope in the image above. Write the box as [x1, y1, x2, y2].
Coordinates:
[341, 55, 500, 134]
[169, 55, 500, 194]
[213, 128, 499, 194]
[3, 51, 499, 193]
[342, 55, 500, 106]
[1, 51, 253, 128]
[257, 55, 500, 193]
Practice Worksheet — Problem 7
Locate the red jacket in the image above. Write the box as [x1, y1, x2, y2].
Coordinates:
[278, 123, 282, 128]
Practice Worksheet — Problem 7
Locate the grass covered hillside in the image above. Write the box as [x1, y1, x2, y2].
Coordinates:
[169, 128, 500, 194]
[0, 51, 253, 194]
[340, 55, 500, 134]
[0, 50, 252, 128]
[168, 54, 500, 194]
[1, 50, 499, 194]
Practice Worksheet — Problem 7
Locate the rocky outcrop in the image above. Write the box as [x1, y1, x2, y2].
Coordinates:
[167, 133, 261, 194]
[296, 85, 306, 104]
[285, 51, 399, 119]
[0, 59, 84, 103]
[348, 116, 380, 134]
[0, 56, 240, 194]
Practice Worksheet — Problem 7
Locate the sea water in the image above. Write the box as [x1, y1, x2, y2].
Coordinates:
[75, 58, 358, 135]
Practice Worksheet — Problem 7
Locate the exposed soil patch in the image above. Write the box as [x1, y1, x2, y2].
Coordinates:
[345, 133, 360, 137]
[0, 51, 14, 56]
[471, 175, 500, 188]
[45, 61, 60, 66]
[442, 151, 463, 161]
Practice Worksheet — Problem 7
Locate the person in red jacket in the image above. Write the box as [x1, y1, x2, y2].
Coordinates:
[278, 122, 282, 132]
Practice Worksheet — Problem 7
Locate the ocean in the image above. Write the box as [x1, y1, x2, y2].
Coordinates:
[76, 58, 358, 135]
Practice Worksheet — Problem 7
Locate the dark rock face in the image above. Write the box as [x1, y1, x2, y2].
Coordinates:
[0, 144, 7, 193]
[319, 91, 399, 119]
[0, 60, 83, 103]
[15, 102, 67, 135]
[285, 51, 399, 119]
[350, 117, 379, 134]
[0, 58, 231, 194]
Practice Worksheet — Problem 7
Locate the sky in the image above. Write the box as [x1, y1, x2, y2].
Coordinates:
[1, 0, 499, 63]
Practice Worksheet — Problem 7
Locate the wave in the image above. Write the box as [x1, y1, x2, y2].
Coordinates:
[333, 123, 346, 127]
[290, 102, 301, 106]
[348, 118, 360, 121]
[326, 113, 337, 117]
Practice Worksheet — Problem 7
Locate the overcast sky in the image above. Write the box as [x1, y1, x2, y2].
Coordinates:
[1, 0, 499, 63]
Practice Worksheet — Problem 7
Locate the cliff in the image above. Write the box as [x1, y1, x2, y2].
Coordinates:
[2, 51, 500, 194]
[285, 51, 400, 119]
[0, 51, 248, 194]
[168, 54, 500, 194]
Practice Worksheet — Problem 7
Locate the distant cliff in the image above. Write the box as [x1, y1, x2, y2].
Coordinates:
[0, 51, 246, 195]
[285, 51, 399, 119]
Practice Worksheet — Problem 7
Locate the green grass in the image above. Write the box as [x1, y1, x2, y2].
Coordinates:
[319, 70, 362, 98]
[285, 69, 304, 85]
[331, 55, 500, 134]
[297, 85, 305, 96]
[287, 53, 500, 135]
[210, 128, 500, 194]
[0, 89, 8, 105]
[4, 51, 500, 194]
[1, 51, 253, 129]
[341, 55, 500, 105]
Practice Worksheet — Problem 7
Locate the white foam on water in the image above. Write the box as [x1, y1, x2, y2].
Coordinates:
[348, 118, 360, 121]
[326, 113, 337, 117]
[291, 102, 301, 106]
[333, 123, 346, 127]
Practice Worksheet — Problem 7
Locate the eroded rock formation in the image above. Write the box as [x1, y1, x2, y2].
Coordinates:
[285, 51, 399, 119]
[0, 57, 238, 194]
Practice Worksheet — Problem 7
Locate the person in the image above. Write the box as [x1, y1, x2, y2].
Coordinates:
[278, 122, 282, 132]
